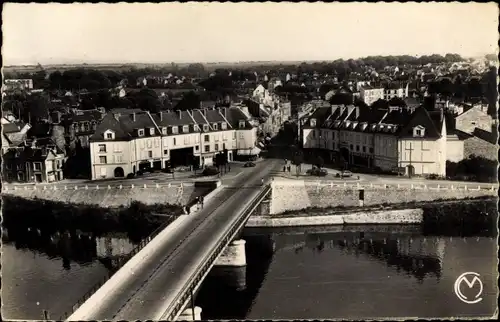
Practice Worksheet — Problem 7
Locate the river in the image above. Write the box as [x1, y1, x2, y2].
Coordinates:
[2, 224, 497, 320]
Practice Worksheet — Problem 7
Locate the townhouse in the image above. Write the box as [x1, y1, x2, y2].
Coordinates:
[359, 85, 385, 105]
[2, 138, 66, 183]
[89, 106, 258, 180]
[302, 104, 448, 177]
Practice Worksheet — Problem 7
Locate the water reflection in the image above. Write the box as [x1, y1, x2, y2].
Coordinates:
[205, 225, 497, 320]
[2, 227, 139, 320]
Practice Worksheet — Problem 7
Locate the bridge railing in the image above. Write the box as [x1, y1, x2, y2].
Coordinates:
[59, 215, 178, 321]
[162, 184, 272, 321]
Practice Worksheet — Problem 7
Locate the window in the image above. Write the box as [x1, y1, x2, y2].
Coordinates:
[204, 135, 210, 142]
[195, 145, 199, 151]
[350, 144, 353, 150]
[100, 168, 106, 178]
[99, 156, 107, 164]
[223, 132, 228, 141]
[173, 138, 177, 146]
[204, 145, 210, 152]
[162, 127, 167, 135]
[34, 162, 42, 171]
[106, 133, 113, 139]
[223, 143, 226, 150]
[203, 124, 209, 132]
[356, 145, 360, 151]
[215, 144, 219, 151]
[416, 129, 422, 136]
[154, 138, 160, 148]
[6, 163, 12, 170]
[149, 128, 155, 135]
[115, 155, 123, 163]
[172, 126, 179, 134]
[17, 164, 23, 170]
[213, 123, 218, 130]
[215, 134, 220, 142]
[182, 125, 189, 133]
[232, 132, 237, 139]
[113, 144, 121, 152]
[221, 122, 227, 130]
[138, 129, 145, 137]
[362, 146, 366, 152]
[164, 149, 168, 155]
[239, 121, 245, 128]
[194, 124, 200, 132]
[147, 140, 152, 148]
[99, 144, 106, 152]
[239, 132, 244, 139]
[148, 151, 153, 158]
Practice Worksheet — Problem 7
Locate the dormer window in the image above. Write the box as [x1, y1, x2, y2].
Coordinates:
[413, 125, 425, 137]
[172, 126, 179, 134]
[104, 130, 115, 140]
[238, 121, 245, 129]
[213, 123, 218, 130]
[182, 125, 189, 133]
[203, 124, 209, 132]
[310, 118, 317, 127]
[149, 128, 155, 135]
[221, 122, 227, 130]
[138, 129, 145, 137]
[194, 124, 200, 132]
[162, 127, 167, 135]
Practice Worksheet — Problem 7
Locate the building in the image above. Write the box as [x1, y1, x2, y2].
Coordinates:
[3, 79, 34, 91]
[1, 117, 31, 153]
[359, 85, 385, 105]
[302, 104, 448, 177]
[2, 138, 66, 183]
[62, 108, 107, 148]
[383, 82, 409, 100]
[89, 107, 258, 180]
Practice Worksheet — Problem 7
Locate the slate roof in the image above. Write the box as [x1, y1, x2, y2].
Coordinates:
[2, 122, 26, 134]
[91, 106, 255, 142]
[304, 104, 444, 139]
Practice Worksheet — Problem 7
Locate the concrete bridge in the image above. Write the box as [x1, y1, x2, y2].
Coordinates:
[65, 159, 281, 321]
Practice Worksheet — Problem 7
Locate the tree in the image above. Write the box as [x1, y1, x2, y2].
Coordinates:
[174, 91, 201, 111]
[128, 88, 162, 113]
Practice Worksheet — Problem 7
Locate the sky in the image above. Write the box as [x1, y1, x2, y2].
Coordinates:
[2, 2, 499, 66]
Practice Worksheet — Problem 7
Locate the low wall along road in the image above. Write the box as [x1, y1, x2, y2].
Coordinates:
[269, 180, 497, 215]
[2, 183, 207, 207]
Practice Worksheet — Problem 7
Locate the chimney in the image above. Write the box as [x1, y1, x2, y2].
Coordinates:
[160, 112, 163, 121]
[178, 110, 182, 119]
[132, 113, 136, 122]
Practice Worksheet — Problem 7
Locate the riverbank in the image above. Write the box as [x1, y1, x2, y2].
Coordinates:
[247, 197, 497, 236]
[1, 195, 182, 240]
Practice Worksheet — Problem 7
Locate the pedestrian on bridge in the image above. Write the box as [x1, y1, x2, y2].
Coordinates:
[200, 196, 205, 209]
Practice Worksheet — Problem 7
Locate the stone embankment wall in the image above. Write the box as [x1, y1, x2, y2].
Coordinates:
[2, 183, 208, 207]
[270, 181, 497, 214]
[246, 208, 423, 227]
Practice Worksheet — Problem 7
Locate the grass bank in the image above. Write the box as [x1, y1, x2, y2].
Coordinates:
[1, 195, 183, 240]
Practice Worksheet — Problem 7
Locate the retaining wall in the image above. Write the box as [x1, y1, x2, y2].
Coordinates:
[2, 184, 207, 207]
[270, 181, 497, 214]
[246, 208, 423, 227]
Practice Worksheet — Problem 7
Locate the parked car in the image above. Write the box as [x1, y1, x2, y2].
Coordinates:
[202, 166, 220, 176]
[244, 161, 256, 167]
[126, 173, 135, 179]
[306, 167, 328, 177]
[341, 170, 353, 177]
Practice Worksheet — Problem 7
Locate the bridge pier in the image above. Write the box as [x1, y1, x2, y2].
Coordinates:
[178, 306, 202, 321]
[215, 239, 247, 267]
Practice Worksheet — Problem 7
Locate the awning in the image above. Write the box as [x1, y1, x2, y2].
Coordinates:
[237, 147, 262, 156]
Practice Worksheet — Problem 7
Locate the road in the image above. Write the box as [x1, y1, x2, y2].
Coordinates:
[70, 159, 282, 320]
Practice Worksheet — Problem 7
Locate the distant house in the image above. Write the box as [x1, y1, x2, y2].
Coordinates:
[1, 118, 31, 153]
